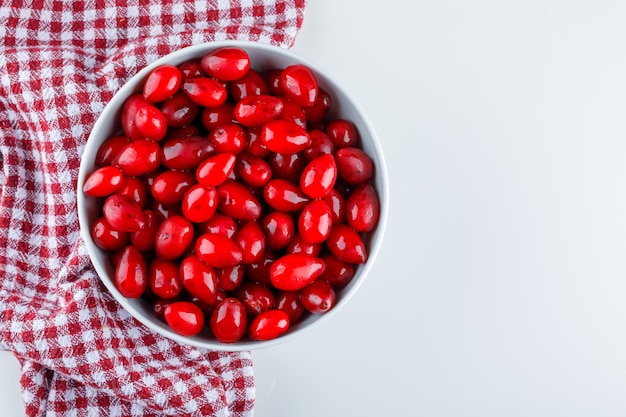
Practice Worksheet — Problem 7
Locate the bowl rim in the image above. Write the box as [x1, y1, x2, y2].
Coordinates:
[77, 40, 389, 351]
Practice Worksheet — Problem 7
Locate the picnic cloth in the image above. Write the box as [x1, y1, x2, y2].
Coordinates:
[0, 0, 306, 415]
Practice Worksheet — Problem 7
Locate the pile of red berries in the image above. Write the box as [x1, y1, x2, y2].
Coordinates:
[83, 46, 380, 343]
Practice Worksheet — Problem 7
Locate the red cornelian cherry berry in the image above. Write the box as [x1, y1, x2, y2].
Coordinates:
[91, 216, 129, 251]
[195, 233, 243, 268]
[112, 139, 161, 176]
[164, 301, 205, 337]
[130, 210, 159, 252]
[298, 199, 332, 244]
[269, 254, 326, 291]
[198, 212, 238, 238]
[279, 64, 318, 107]
[149, 258, 183, 299]
[182, 77, 228, 107]
[326, 224, 368, 264]
[300, 153, 338, 199]
[201, 47, 251, 82]
[261, 119, 311, 154]
[299, 279, 336, 314]
[196, 152, 237, 187]
[83, 166, 124, 197]
[114, 245, 148, 298]
[155, 215, 194, 261]
[234, 94, 284, 127]
[275, 291, 305, 323]
[248, 309, 290, 341]
[143, 65, 183, 103]
[346, 183, 380, 233]
[160, 91, 199, 128]
[335, 146, 374, 185]
[103, 194, 146, 232]
[161, 136, 215, 170]
[230, 69, 268, 101]
[233, 281, 275, 316]
[180, 255, 219, 305]
[263, 179, 310, 212]
[210, 298, 247, 343]
[181, 184, 218, 223]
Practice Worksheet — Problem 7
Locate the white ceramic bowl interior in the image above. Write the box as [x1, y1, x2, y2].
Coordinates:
[77, 40, 389, 351]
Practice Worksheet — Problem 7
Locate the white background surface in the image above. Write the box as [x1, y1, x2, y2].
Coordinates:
[3, 0, 626, 415]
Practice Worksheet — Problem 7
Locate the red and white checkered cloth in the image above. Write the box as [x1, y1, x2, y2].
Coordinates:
[0, 1, 306, 415]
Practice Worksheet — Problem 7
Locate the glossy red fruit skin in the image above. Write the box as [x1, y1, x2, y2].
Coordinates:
[215, 264, 245, 292]
[130, 210, 158, 251]
[201, 103, 236, 130]
[121, 94, 147, 139]
[114, 176, 147, 208]
[245, 251, 276, 286]
[161, 136, 215, 170]
[326, 224, 368, 264]
[346, 183, 380, 233]
[233, 281, 275, 316]
[263, 179, 310, 212]
[180, 255, 218, 305]
[178, 59, 205, 79]
[149, 258, 183, 299]
[298, 199, 332, 244]
[230, 69, 268, 101]
[236, 152, 272, 188]
[91, 217, 129, 251]
[263, 69, 283, 96]
[320, 254, 355, 288]
[235, 220, 265, 264]
[323, 188, 346, 224]
[303, 130, 334, 162]
[152, 201, 183, 222]
[195, 233, 243, 268]
[201, 47, 250, 81]
[96, 135, 130, 166]
[196, 152, 237, 187]
[198, 213, 238, 238]
[103, 194, 146, 232]
[268, 152, 306, 183]
[286, 233, 322, 257]
[160, 91, 199, 128]
[275, 291, 305, 323]
[181, 184, 218, 223]
[208, 123, 247, 154]
[155, 215, 194, 261]
[303, 89, 332, 123]
[300, 154, 337, 199]
[335, 147, 374, 185]
[299, 279, 336, 314]
[114, 245, 148, 298]
[248, 309, 290, 341]
[164, 301, 205, 337]
[262, 211, 295, 251]
[166, 124, 201, 139]
[182, 77, 228, 107]
[261, 119, 311, 154]
[150, 170, 196, 205]
[278, 99, 306, 129]
[83, 166, 124, 197]
[326, 119, 359, 148]
[270, 254, 326, 291]
[143, 65, 183, 103]
[134, 102, 167, 141]
[112, 139, 161, 176]
[279, 64, 319, 107]
[245, 126, 270, 157]
[216, 181, 262, 221]
[234, 95, 284, 127]
[210, 298, 247, 343]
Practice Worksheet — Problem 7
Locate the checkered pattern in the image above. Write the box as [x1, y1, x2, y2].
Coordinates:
[0, 0, 306, 416]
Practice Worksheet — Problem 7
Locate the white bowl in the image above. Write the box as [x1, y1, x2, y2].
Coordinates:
[77, 40, 389, 351]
